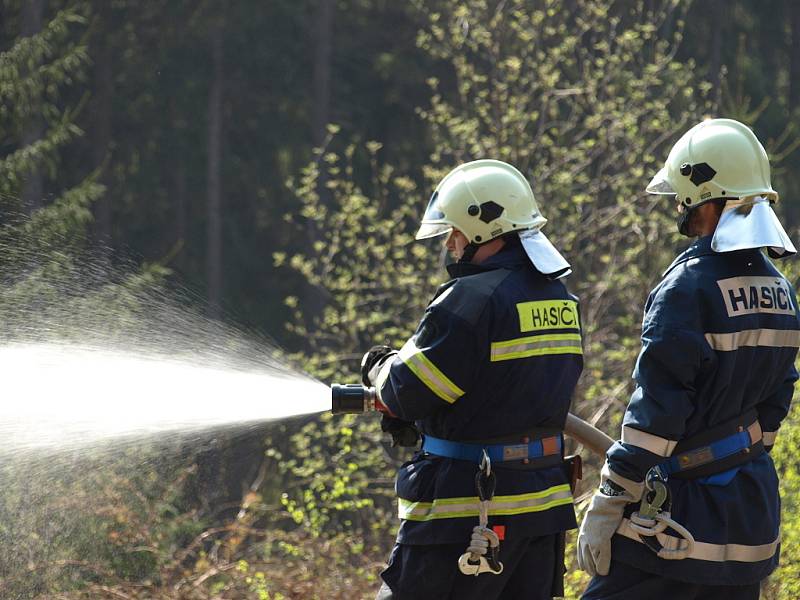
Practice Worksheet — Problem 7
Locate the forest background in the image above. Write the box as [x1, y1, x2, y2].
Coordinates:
[3, 0, 800, 598]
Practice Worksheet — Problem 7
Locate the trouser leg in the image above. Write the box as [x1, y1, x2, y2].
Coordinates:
[487, 533, 557, 600]
[377, 534, 558, 600]
[581, 560, 762, 600]
[701, 582, 761, 600]
[375, 582, 393, 600]
[581, 560, 700, 599]
[376, 542, 462, 600]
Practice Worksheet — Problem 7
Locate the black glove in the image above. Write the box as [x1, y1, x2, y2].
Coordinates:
[361, 345, 395, 386]
[381, 414, 420, 447]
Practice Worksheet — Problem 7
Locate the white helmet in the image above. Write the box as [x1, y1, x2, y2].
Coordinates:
[646, 118, 777, 208]
[416, 159, 546, 244]
[648, 118, 794, 257]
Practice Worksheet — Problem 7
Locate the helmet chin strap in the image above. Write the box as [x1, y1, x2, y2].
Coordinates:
[677, 198, 727, 237]
[677, 207, 694, 237]
[459, 242, 481, 263]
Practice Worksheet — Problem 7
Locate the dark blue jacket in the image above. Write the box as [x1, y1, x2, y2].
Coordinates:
[378, 243, 583, 545]
[608, 236, 800, 585]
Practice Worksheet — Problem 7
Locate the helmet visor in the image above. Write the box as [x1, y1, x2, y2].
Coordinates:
[415, 222, 452, 240]
[645, 168, 676, 195]
[415, 190, 453, 240]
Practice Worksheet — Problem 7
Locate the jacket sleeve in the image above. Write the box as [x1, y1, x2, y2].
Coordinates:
[758, 281, 800, 450]
[376, 303, 482, 422]
[606, 280, 713, 483]
[757, 364, 798, 451]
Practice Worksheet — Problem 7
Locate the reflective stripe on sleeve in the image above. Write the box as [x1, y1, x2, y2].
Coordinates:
[763, 430, 778, 446]
[490, 333, 582, 362]
[621, 425, 677, 457]
[704, 329, 800, 352]
[616, 518, 779, 563]
[374, 359, 394, 401]
[398, 484, 573, 521]
[398, 339, 465, 404]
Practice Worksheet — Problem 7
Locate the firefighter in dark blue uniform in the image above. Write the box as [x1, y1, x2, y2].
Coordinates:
[579, 118, 799, 600]
[363, 160, 584, 600]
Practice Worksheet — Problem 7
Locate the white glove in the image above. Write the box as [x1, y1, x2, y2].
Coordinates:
[577, 463, 643, 577]
[360, 346, 397, 387]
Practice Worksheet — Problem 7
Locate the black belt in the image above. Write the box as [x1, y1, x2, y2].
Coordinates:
[664, 410, 764, 479]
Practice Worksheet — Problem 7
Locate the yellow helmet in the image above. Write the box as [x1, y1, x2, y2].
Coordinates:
[646, 118, 777, 208]
[416, 159, 547, 244]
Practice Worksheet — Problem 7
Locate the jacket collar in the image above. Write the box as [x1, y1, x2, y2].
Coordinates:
[662, 235, 718, 276]
[446, 243, 529, 278]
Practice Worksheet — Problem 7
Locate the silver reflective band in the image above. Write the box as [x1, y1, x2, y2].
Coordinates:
[490, 333, 582, 362]
[398, 339, 464, 404]
[375, 359, 394, 401]
[704, 329, 800, 352]
[398, 484, 573, 521]
[621, 425, 677, 457]
[763, 430, 778, 446]
[616, 518, 779, 563]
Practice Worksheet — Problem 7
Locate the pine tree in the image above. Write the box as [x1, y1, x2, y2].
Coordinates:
[0, 2, 104, 256]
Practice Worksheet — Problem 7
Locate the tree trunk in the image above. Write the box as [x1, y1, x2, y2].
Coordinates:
[20, 0, 46, 214]
[91, 0, 113, 257]
[298, 0, 335, 345]
[708, 0, 726, 108]
[312, 0, 333, 147]
[173, 160, 187, 272]
[206, 23, 224, 319]
[170, 96, 187, 272]
[791, 1, 800, 109]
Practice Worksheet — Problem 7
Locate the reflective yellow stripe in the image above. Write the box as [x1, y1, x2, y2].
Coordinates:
[490, 333, 582, 362]
[704, 329, 800, 351]
[398, 339, 464, 404]
[616, 518, 779, 563]
[621, 425, 677, 457]
[516, 300, 580, 333]
[398, 484, 573, 521]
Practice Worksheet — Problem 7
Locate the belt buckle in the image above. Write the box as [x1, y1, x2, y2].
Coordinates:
[676, 446, 715, 470]
[502, 444, 528, 461]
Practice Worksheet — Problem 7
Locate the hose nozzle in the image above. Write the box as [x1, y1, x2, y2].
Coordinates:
[331, 383, 382, 414]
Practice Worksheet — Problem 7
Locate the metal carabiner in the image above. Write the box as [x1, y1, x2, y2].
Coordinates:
[475, 449, 497, 505]
[629, 466, 695, 559]
[458, 551, 504, 576]
[457, 449, 504, 576]
[479, 448, 491, 477]
[638, 478, 669, 520]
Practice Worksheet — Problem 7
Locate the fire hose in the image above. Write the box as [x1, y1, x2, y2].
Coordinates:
[330, 383, 694, 563]
[330, 383, 615, 457]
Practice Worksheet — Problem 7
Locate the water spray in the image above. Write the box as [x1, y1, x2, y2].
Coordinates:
[329, 383, 615, 458]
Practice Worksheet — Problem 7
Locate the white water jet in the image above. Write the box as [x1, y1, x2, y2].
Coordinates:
[0, 343, 329, 455]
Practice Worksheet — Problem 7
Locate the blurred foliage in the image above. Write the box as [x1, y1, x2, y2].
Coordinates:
[767, 402, 800, 599]
[2, 0, 800, 598]
[0, 3, 90, 198]
[413, 0, 712, 444]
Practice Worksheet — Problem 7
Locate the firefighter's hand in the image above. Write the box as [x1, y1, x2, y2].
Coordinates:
[361, 345, 396, 386]
[380, 414, 420, 447]
[577, 490, 628, 576]
[577, 463, 643, 576]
